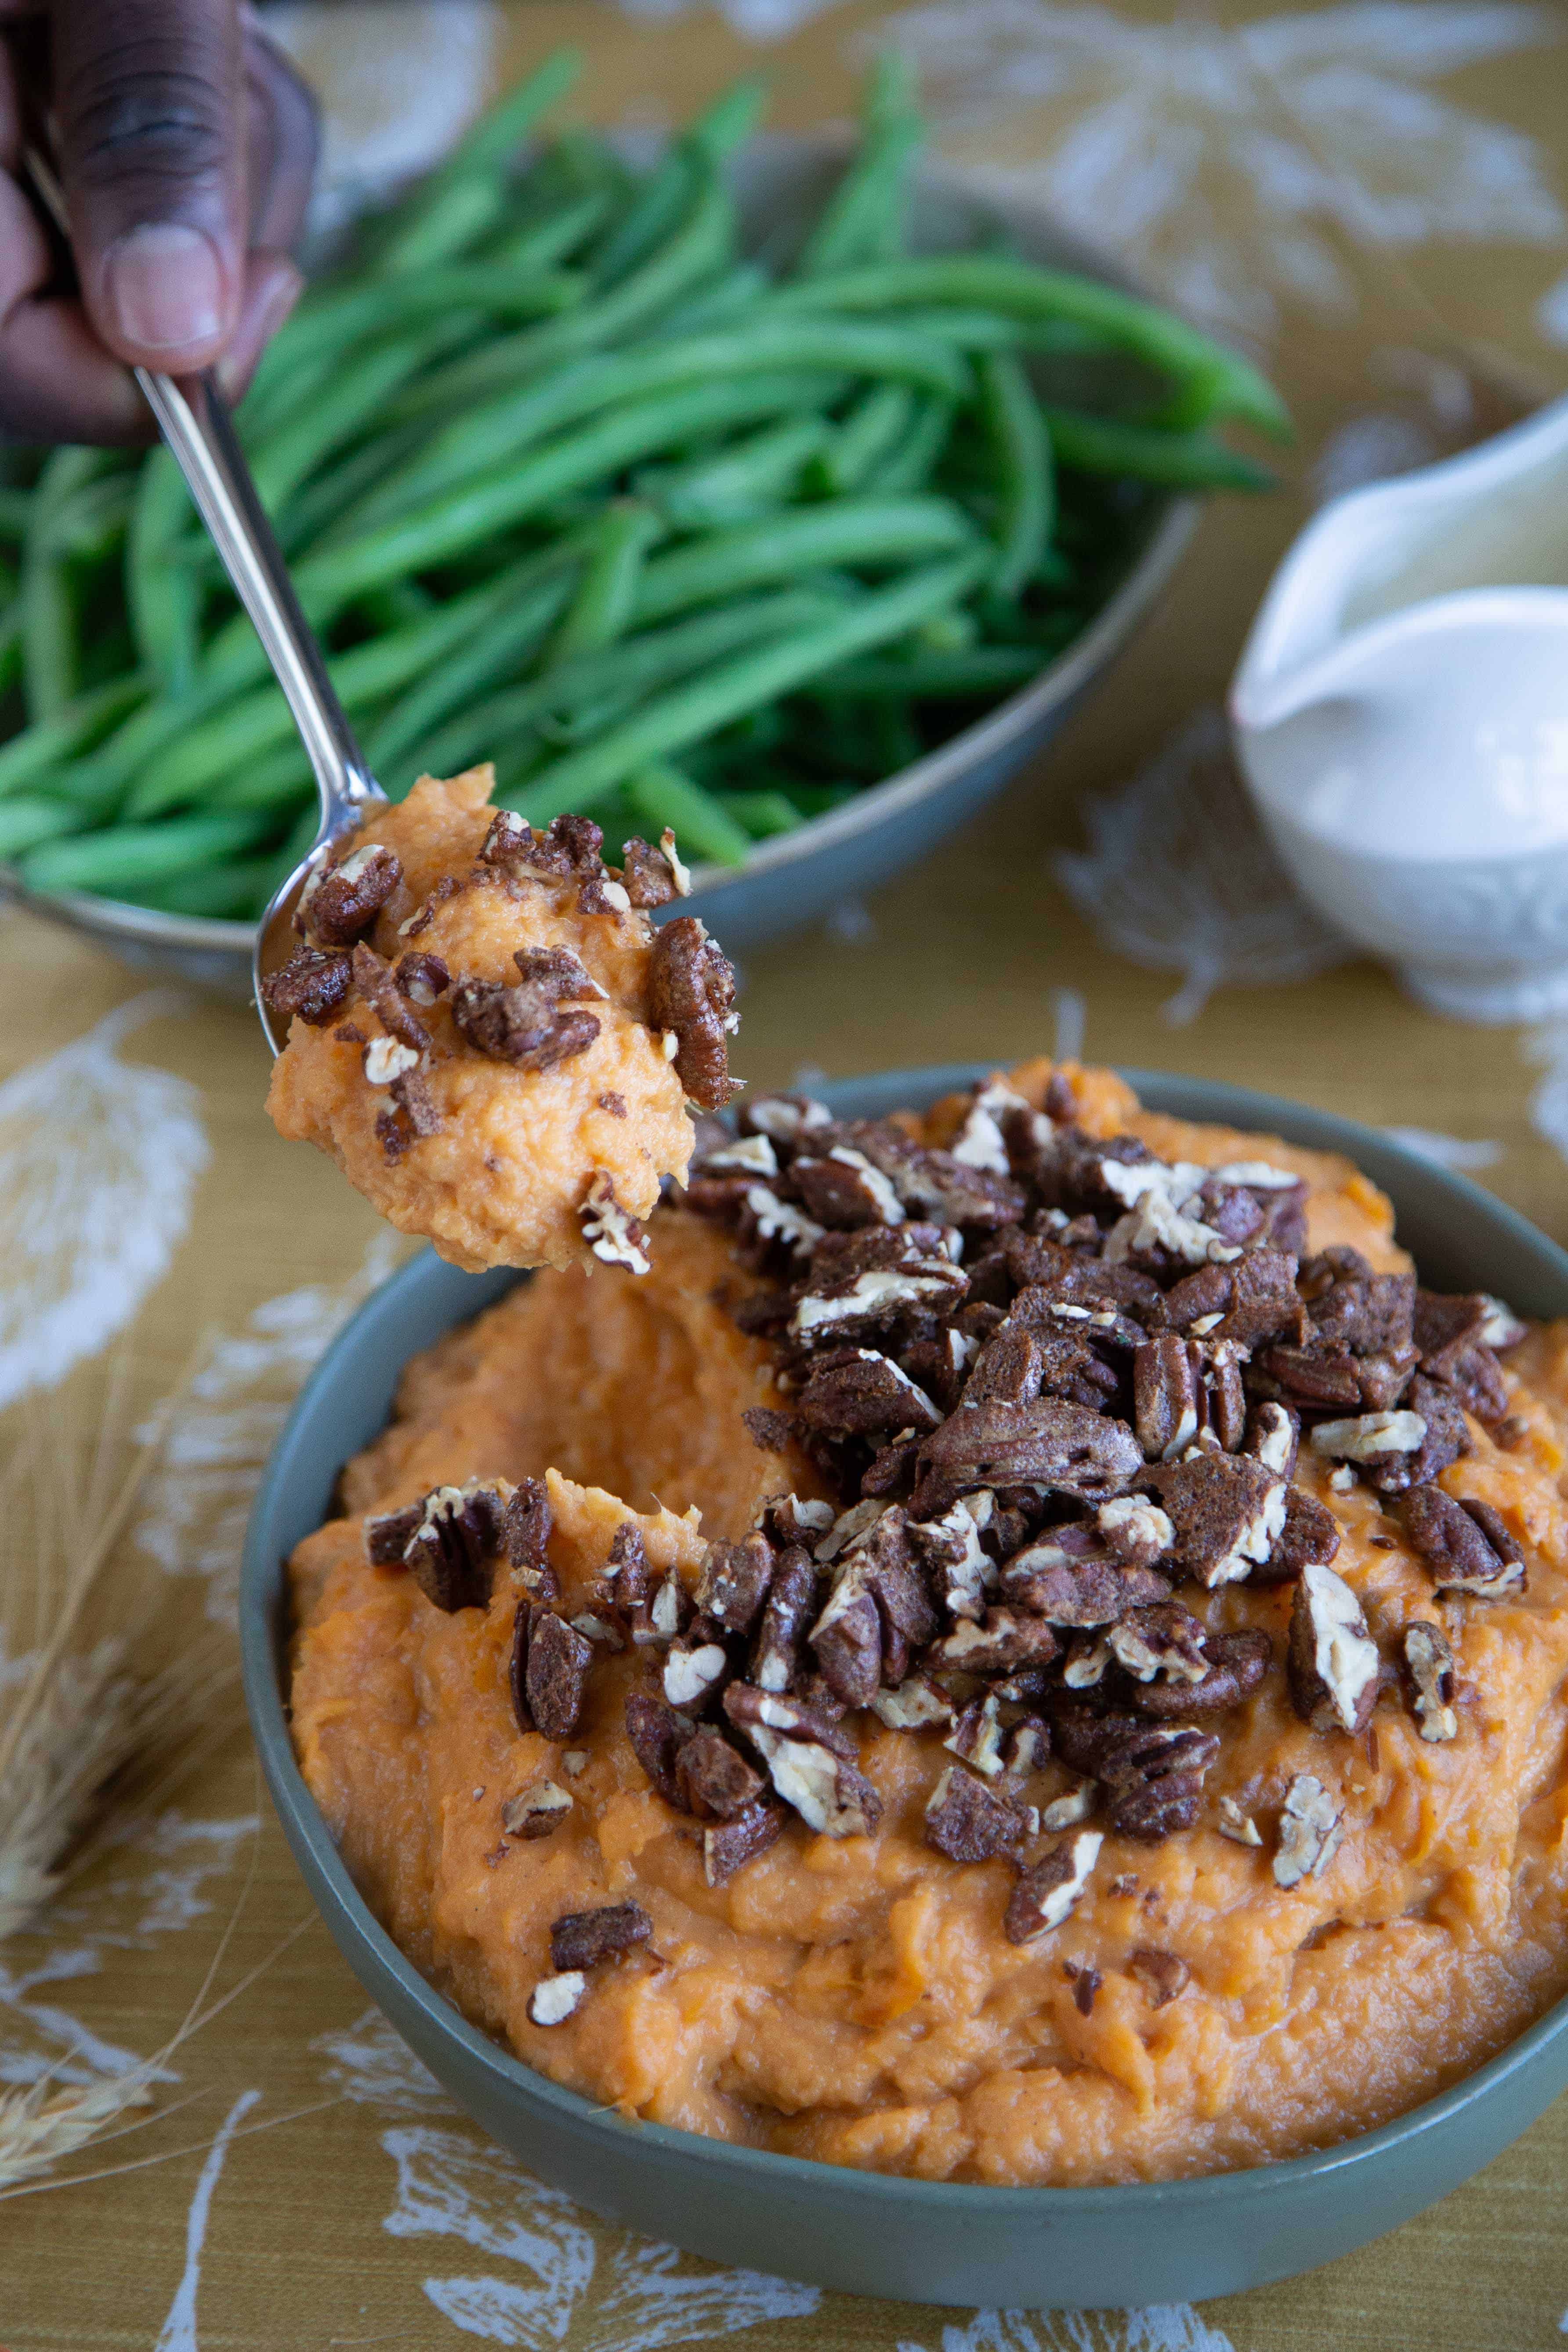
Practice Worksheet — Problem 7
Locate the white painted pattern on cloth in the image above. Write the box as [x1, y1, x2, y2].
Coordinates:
[897, 2305, 1236, 2352]
[0, 993, 206, 1411]
[153, 2087, 262, 2352]
[616, 0, 849, 40]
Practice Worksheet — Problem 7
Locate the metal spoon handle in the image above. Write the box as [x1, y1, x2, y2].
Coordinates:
[133, 364, 381, 825]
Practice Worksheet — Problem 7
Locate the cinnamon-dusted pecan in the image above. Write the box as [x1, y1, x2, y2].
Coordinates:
[619, 829, 691, 908]
[451, 972, 600, 1071]
[648, 915, 738, 1110]
[912, 1397, 1142, 1521]
[791, 1146, 906, 1230]
[1146, 1452, 1287, 1587]
[1004, 1829, 1102, 1943]
[791, 1229, 968, 1349]
[676, 1727, 765, 1820]
[944, 1692, 1007, 1777]
[527, 1972, 585, 2025]
[750, 1547, 818, 1693]
[624, 1689, 692, 1808]
[526, 1611, 594, 1740]
[1133, 1336, 1200, 1462]
[696, 1532, 776, 1636]
[808, 1568, 883, 1708]
[1243, 1400, 1300, 1480]
[1287, 1560, 1380, 1734]
[869, 1675, 954, 1730]
[1400, 1485, 1526, 1597]
[1000, 1532, 1171, 1626]
[662, 1638, 729, 1712]
[1097, 1495, 1177, 1568]
[963, 1327, 1045, 1410]
[924, 1763, 1032, 1861]
[1252, 1485, 1340, 1584]
[395, 951, 450, 1005]
[1369, 1375, 1471, 1494]
[909, 1496, 993, 1621]
[501, 1780, 572, 1840]
[742, 1092, 833, 1148]
[1402, 1620, 1459, 1741]
[1108, 1602, 1210, 1686]
[927, 1608, 1061, 1679]
[1163, 1249, 1305, 1350]
[722, 1682, 880, 1837]
[580, 1173, 651, 1276]
[742, 1406, 800, 1455]
[364, 1498, 423, 1567]
[1201, 1340, 1248, 1451]
[852, 1506, 937, 1649]
[351, 942, 431, 1053]
[841, 1119, 1025, 1231]
[796, 1348, 942, 1438]
[1080, 1721, 1220, 1841]
[399, 1480, 508, 1611]
[550, 1901, 652, 1973]
[703, 1797, 787, 1885]
[1273, 1773, 1343, 1887]
[1127, 1946, 1189, 2006]
[1129, 1628, 1270, 1718]
[299, 841, 402, 945]
[503, 1477, 554, 1586]
[261, 944, 352, 1027]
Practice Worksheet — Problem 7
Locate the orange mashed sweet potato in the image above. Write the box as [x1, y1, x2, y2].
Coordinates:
[288, 1059, 1568, 2185]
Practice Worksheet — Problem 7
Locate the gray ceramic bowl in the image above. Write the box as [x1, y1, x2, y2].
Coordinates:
[240, 1064, 1568, 2308]
[5, 135, 1195, 1000]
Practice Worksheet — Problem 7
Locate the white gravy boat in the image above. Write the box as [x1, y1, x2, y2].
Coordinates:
[1231, 394, 1568, 1021]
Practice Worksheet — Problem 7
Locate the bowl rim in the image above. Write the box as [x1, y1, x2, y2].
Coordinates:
[0, 128, 1198, 964]
[242, 1063, 1568, 2213]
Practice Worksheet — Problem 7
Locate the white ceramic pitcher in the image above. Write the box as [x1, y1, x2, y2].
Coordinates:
[1230, 394, 1568, 1022]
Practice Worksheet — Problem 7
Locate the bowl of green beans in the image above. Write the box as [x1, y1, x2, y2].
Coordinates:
[0, 52, 1282, 995]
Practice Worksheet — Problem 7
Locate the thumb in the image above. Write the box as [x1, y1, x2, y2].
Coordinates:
[53, 0, 245, 373]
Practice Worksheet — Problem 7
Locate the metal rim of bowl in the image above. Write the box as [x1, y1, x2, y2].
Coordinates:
[0, 128, 1199, 972]
[240, 1063, 1568, 2228]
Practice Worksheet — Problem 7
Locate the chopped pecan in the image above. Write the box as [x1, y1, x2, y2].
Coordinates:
[1366, 1375, 1471, 1494]
[503, 1478, 554, 1583]
[501, 1780, 572, 1839]
[909, 1497, 993, 1621]
[364, 1498, 423, 1567]
[721, 1683, 877, 1836]
[648, 915, 738, 1110]
[451, 971, 600, 1070]
[662, 1639, 729, 1712]
[750, 1547, 819, 1693]
[620, 830, 690, 908]
[1129, 1628, 1271, 1718]
[912, 1397, 1142, 1520]
[1108, 1602, 1210, 1685]
[963, 1327, 1044, 1410]
[944, 1692, 1007, 1777]
[299, 841, 402, 946]
[703, 1797, 787, 1885]
[792, 1145, 906, 1229]
[1287, 1560, 1379, 1734]
[1127, 1947, 1189, 2007]
[869, 1675, 953, 1730]
[1252, 1486, 1340, 1585]
[843, 1119, 1025, 1231]
[1097, 1495, 1177, 1569]
[742, 1093, 833, 1147]
[927, 1608, 1060, 1679]
[624, 1690, 691, 1809]
[399, 1480, 507, 1611]
[1243, 1400, 1300, 1481]
[580, 1173, 651, 1275]
[808, 1569, 883, 1708]
[550, 1901, 652, 1973]
[1147, 1452, 1287, 1587]
[1400, 1485, 1526, 1597]
[1273, 1774, 1343, 1887]
[791, 1234, 968, 1349]
[1164, 1249, 1305, 1351]
[676, 1727, 765, 1820]
[999, 1534, 1171, 1627]
[742, 1406, 800, 1455]
[351, 942, 431, 1053]
[1080, 1720, 1220, 1842]
[526, 1611, 594, 1740]
[395, 951, 450, 1005]
[924, 1763, 1032, 1861]
[1216, 1795, 1263, 1845]
[528, 1971, 585, 2025]
[696, 1532, 776, 1636]
[1004, 1829, 1102, 1943]
[261, 944, 352, 1027]
[796, 1348, 942, 1438]
[1133, 1337, 1199, 1460]
[1402, 1620, 1459, 1741]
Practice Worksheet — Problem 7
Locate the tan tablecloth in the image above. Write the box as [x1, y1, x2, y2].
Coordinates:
[5, 4, 1568, 2345]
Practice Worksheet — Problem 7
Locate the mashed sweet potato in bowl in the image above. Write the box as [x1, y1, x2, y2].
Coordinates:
[242, 1059, 1568, 2310]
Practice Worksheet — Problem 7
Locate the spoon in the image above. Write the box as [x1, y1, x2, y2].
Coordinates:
[21, 150, 387, 1056]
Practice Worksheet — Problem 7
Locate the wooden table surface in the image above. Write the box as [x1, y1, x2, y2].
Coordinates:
[4, 4, 1568, 2347]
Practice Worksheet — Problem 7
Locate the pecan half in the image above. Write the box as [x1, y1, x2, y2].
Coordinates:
[550, 1901, 652, 1973]
[299, 841, 402, 946]
[912, 1397, 1142, 1520]
[1400, 1485, 1526, 1597]
[1004, 1829, 1102, 1943]
[1129, 1629, 1271, 1718]
[1287, 1560, 1379, 1735]
[796, 1349, 942, 1438]
[1133, 1335, 1200, 1461]
[620, 830, 690, 909]
[648, 915, 738, 1110]
[398, 1480, 507, 1612]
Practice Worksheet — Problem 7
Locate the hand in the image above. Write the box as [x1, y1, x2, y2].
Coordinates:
[0, 0, 318, 442]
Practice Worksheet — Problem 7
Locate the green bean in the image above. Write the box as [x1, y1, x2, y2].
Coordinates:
[250, 332, 465, 514]
[20, 808, 278, 895]
[345, 320, 967, 533]
[390, 588, 850, 785]
[622, 763, 753, 866]
[1039, 405, 1276, 489]
[127, 557, 565, 816]
[264, 267, 583, 373]
[0, 796, 94, 860]
[631, 496, 975, 626]
[593, 78, 765, 289]
[820, 644, 1043, 698]
[815, 382, 916, 495]
[978, 352, 1055, 597]
[21, 448, 107, 722]
[293, 372, 849, 615]
[772, 258, 1291, 437]
[391, 167, 739, 422]
[0, 675, 147, 801]
[717, 787, 804, 839]
[645, 416, 833, 528]
[796, 56, 922, 278]
[0, 488, 36, 538]
[516, 547, 988, 821]
[546, 502, 661, 668]
[653, 261, 770, 339]
[277, 423, 432, 558]
[864, 395, 956, 494]
[126, 450, 200, 691]
[122, 854, 289, 921]
[208, 743, 313, 814]
[373, 49, 583, 276]
[486, 185, 616, 275]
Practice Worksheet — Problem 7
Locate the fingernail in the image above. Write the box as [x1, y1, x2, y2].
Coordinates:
[104, 223, 227, 357]
[217, 259, 302, 400]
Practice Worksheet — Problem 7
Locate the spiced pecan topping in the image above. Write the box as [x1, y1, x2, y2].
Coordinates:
[450, 973, 600, 1071]
[750, 1547, 819, 1693]
[550, 1900, 652, 1973]
[662, 1637, 729, 1712]
[1129, 1629, 1271, 1718]
[261, 944, 352, 1028]
[808, 1567, 882, 1708]
[675, 1727, 765, 1820]
[623, 1690, 692, 1809]
[388, 1480, 510, 1612]
[1133, 1336, 1199, 1461]
[501, 1780, 572, 1839]
[927, 1608, 1061, 1679]
[298, 841, 402, 946]
[999, 1533, 1171, 1627]
[925, 1763, 1032, 1861]
[1071, 1720, 1221, 1842]
[1004, 1830, 1102, 1943]
[944, 1692, 1007, 1777]
[580, 1173, 651, 1276]
[524, 1610, 594, 1740]
[1253, 1486, 1340, 1585]
[351, 943, 431, 1053]
[792, 1146, 906, 1229]
[1243, 1399, 1300, 1480]
[685, 1806, 779, 1897]
[528, 1971, 585, 2026]
[1402, 1620, 1459, 1741]
[1146, 1452, 1287, 1587]
[796, 1349, 942, 1439]
[1274, 1773, 1343, 1887]
[648, 915, 738, 1110]
[696, 1532, 776, 1636]
[869, 1674, 954, 1730]
[620, 829, 691, 908]
[1127, 1946, 1189, 2006]
[395, 951, 450, 1005]
[722, 1683, 879, 1837]
[1400, 1485, 1526, 1598]
[1287, 1560, 1379, 1735]
[503, 1478, 554, 1583]
[913, 1397, 1142, 1520]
